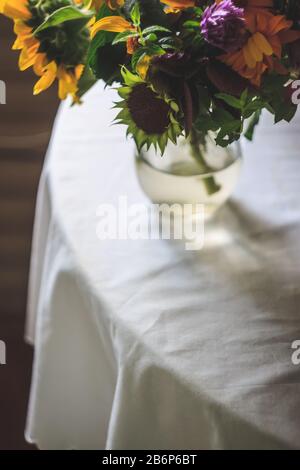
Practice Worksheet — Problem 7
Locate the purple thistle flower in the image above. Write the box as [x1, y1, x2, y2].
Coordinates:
[201, 0, 247, 53]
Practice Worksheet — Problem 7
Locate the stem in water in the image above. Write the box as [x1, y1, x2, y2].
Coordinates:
[190, 129, 220, 196]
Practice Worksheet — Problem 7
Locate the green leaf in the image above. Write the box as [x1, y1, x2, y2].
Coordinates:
[216, 93, 243, 110]
[124, 0, 169, 27]
[87, 4, 119, 76]
[131, 44, 164, 71]
[91, 42, 126, 84]
[142, 25, 171, 35]
[197, 86, 211, 112]
[244, 109, 261, 141]
[183, 20, 200, 29]
[212, 107, 235, 125]
[112, 31, 139, 45]
[261, 73, 297, 124]
[195, 115, 219, 133]
[130, 3, 141, 26]
[88, 30, 114, 64]
[131, 47, 146, 69]
[240, 88, 248, 106]
[215, 122, 240, 146]
[144, 33, 157, 42]
[34, 6, 93, 34]
[242, 98, 264, 118]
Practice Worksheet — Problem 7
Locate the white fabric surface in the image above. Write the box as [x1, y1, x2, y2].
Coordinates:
[26, 83, 300, 450]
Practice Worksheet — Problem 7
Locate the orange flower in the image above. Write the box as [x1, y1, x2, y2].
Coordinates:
[219, 3, 300, 86]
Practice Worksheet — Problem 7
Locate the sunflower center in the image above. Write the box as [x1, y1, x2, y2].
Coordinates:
[127, 84, 171, 135]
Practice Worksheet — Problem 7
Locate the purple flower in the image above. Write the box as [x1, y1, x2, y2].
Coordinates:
[201, 0, 247, 53]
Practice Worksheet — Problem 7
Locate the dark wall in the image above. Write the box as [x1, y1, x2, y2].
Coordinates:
[0, 16, 59, 449]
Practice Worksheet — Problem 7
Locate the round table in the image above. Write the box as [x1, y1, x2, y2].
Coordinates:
[25, 83, 300, 450]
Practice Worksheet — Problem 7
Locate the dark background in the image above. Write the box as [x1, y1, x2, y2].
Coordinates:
[0, 16, 58, 449]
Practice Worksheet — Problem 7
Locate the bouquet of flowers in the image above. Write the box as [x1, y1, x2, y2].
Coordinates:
[1, 0, 300, 156]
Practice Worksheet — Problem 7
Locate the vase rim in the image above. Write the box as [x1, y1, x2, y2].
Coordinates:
[137, 141, 242, 178]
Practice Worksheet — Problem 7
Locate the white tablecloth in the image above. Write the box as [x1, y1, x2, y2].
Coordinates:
[25, 83, 300, 450]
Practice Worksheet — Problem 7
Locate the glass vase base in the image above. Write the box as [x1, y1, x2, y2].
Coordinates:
[136, 154, 242, 221]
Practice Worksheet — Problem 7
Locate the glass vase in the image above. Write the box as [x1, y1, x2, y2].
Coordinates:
[135, 133, 242, 221]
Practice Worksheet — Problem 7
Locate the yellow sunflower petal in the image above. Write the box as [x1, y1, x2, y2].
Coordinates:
[58, 68, 78, 100]
[18, 42, 39, 71]
[136, 55, 151, 80]
[1, 0, 31, 20]
[33, 61, 57, 95]
[90, 16, 134, 38]
[75, 64, 84, 80]
[33, 53, 47, 76]
[13, 19, 32, 36]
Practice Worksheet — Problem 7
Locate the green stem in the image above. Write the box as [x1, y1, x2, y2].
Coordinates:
[190, 129, 220, 196]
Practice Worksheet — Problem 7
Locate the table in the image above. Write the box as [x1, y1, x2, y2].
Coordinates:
[25, 83, 300, 450]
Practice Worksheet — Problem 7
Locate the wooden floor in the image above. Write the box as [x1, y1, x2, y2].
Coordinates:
[0, 16, 58, 449]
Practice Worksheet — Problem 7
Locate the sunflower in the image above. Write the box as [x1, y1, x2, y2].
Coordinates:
[115, 69, 183, 154]
[0, 0, 90, 101]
